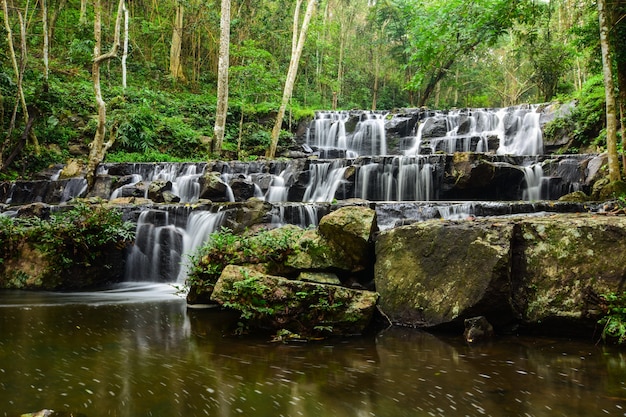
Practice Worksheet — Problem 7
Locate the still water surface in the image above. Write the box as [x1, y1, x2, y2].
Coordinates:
[1, 283, 625, 417]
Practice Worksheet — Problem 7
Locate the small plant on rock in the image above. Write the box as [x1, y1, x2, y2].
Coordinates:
[599, 292, 626, 344]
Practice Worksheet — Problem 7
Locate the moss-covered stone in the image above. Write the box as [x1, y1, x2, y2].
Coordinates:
[211, 265, 378, 336]
[514, 215, 626, 324]
[375, 219, 514, 328]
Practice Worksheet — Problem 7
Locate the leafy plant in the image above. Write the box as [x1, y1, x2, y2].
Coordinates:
[599, 292, 626, 344]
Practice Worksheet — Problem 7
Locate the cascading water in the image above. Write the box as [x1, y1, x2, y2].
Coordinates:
[125, 208, 225, 283]
[497, 106, 544, 156]
[306, 111, 387, 158]
[522, 164, 545, 201]
[302, 161, 350, 202]
[355, 157, 434, 201]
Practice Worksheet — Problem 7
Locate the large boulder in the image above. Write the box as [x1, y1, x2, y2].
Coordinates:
[285, 229, 354, 272]
[375, 219, 514, 329]
[318, 206, 377, 272]
[374, 214, 626, 336]
[199, 172, 229, 201]
[210, 265, 379, 336]
[513, 215, 626, 331]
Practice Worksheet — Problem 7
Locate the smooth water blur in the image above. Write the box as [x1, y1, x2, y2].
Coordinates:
[1, 285, 625, 417]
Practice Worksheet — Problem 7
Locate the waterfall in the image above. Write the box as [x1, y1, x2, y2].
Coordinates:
[125, 208, 225, 283]
[522, 164, 544, 201]
[351, 112, 387, 156]
[270, 203, 323, 228]
[306, 111, 350, 158]
[498, 106, 544, 156]
[307, 111, 387, 157]
[356, 157, 434, 201]
[303, 161, 350, 202]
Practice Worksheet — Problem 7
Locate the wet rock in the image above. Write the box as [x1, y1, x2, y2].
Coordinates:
[443, 153, 525, 200]
[463, 316, 494, 343]
[211, 265, 379, 336]
[375, 219, 514, 329]
[318, 206, 377, 272]
[199, 172, 229, 202]
[513, 215, 626, 334]
[229, 178, 256, 201]
[148, 180, 174, 203]
[375, 214, 626, 337]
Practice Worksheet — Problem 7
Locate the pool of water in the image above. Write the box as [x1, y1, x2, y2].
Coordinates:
[1, 284, 625, 417]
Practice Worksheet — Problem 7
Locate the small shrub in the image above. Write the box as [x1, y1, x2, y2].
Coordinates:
[599, 292, 626, 344]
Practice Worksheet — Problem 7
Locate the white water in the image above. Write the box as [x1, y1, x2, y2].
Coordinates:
[403, 106, 543, 156]
[356, 157, 434, 201]
[125, 209, 226, 283]
[303, 161, 349, 202]
[522, 164, 545, 201]
[306, 111, 387, 157]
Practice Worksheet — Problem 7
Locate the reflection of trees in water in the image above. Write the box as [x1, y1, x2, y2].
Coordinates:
[2, 298, 626, 416]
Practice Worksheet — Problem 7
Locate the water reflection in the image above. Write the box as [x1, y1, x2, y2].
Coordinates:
[0, 287, 625, 417]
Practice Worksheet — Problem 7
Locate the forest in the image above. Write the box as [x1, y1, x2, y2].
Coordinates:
[0, 0, 625, 180]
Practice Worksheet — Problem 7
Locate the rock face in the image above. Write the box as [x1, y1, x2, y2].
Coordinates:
[375, 219, 514, 328]
[375, 214, 626, 335]
[210, 265, 379, 336]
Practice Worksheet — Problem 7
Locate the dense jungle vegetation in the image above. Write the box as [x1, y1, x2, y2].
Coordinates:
[0, 0, 625, 180]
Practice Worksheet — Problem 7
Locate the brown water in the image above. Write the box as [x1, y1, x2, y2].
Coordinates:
[1, 284, 625, 417]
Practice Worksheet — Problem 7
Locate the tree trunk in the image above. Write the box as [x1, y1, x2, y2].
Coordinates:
[1, 0, 39, 158]
[598, 0, 621, 182]
[42, 0, 49, 91]
[169, 2, 185, 82]
[121, 0, 129, 90]
[267, 0, 316, 159]
[80, 0, 88, 24]
[212, 0, 230, 156]
[86, 0, 125, 188]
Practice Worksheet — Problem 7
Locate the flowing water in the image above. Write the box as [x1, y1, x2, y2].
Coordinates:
[1, 286, 625, 417]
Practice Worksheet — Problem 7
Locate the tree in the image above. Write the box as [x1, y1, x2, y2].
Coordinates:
[267, 0, 316, 159]
[597, 0, 620, 182]
[86, 0, 125, 188]
[1, 0, 40, 172]
[399, 0, 528, 106]
[169, 1, 185, 82]
[212, 0, 230, 157]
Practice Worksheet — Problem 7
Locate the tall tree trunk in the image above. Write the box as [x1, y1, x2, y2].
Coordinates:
[598, 0, 621, 182]
[213, 0, 230, 157]
[86, 0, 125, 188]
[121, 0, 129, 90]
[80, 0, 88, 24]
[267, 0, 316, 159]
[169, 2, 185, 82]
[42, 0, 49, 91]
[1, 0, 39, 160]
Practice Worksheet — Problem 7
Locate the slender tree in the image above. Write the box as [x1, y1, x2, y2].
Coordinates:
[1, 0, 40, 171]
[597, 0, 621, 181]
[267, 0, 316, 159]
[86, 0, 125, 188]
[169, 1, 185, 82]
[213, 0, 230, 157]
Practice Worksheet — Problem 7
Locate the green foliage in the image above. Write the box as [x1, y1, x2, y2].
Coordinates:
[599, 292, 626, 344]
[0, 203, 134, 271]
[543, 75, 606, 152]
[221, 271, 276, 320]
[186, 226, 301, 294]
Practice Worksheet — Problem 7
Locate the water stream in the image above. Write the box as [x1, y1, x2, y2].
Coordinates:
[1, 288, 624, 417]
